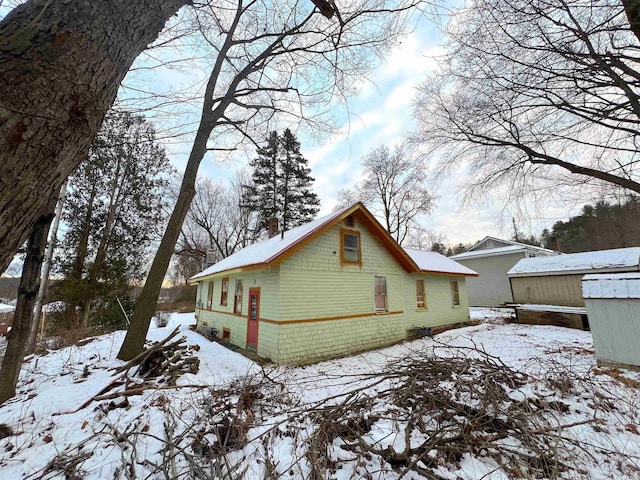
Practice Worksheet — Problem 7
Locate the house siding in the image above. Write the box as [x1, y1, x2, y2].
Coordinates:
[195, 267, 281, 360]
[402, 274, 469, 328]
[456, 253, 526, 306]
[510, 274, 585, 307]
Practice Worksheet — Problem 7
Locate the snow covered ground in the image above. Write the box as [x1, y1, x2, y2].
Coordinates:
[0, 309, 638, 479]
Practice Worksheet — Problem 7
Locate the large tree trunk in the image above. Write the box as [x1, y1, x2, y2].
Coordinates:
[117, 125, 210, 360]
[0, 0, 189, 275]
[0, 205, 55, 405]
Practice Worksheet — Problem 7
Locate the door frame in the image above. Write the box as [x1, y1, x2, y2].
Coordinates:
[246, 287, 260, 350]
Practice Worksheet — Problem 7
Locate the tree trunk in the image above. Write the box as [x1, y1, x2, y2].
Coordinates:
[28, 180, 67, 354]
[0, 205, 55, 405]
[0, 0, 189, 275]
[117, 125, 211, 360]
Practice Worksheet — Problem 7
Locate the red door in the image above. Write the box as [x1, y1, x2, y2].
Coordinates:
[246, 288, 260, 351]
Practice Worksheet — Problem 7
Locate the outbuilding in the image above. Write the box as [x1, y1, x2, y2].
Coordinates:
[507, 247, 640, 329]
[0, 302, 15, 336]
[582, 273, 640, 369]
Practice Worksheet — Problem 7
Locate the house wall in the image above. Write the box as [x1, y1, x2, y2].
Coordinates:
[195, 267, 281, 361]
[510, 274, 585, 307]
[455, 252, 526, 306]
[472, 239, 511, 251]
[275, 219, 469, 363]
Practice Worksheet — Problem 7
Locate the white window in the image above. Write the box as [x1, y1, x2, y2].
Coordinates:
[341, 230, 361, 264]
[220, 277, 229, 305]
[206, 281, 214, 310]
[416, 279, 426, 309]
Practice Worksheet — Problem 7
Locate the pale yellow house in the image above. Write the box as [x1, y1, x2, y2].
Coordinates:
[190, 203, 477, 364]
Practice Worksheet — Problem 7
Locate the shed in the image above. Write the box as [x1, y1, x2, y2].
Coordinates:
[451, 237, 556, 307]
[582, 273, 640, 369]
[507, 247, 640, 329]
[508, 247, 640, 306]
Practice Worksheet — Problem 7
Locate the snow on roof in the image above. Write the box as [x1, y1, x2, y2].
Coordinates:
[0, 302, 15, 313]
[404, 249, 478, 276]
[582, 272, 640, 299]
[467, 236, 555, 254]
[508, 247, 640, 277]
[191, 207, 350, 280]
[451, 244, 555, 260]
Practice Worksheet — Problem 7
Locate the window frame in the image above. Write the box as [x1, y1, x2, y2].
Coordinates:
[340, 228, 362, 266]
[374, 276, 388, 313]
[450, 279, 460, 307]
[234, 278, 243, 314]
[416, 279, 426, 310]
[206, 281, 214, 310]
[220, 277, 229, 306]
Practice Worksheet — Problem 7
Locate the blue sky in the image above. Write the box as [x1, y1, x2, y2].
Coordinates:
[175, 17, 576, 246]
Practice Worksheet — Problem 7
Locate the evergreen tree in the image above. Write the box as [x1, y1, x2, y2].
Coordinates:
[56, 111, 172, 331]
[244, 129, 320, 233]
[542, 196, 640, 253]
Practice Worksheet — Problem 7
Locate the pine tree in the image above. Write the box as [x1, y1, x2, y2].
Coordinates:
[56, 111, 172, 331]
[244, 129, 320, 234]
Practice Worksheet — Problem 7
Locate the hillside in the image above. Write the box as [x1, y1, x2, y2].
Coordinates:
[0, 310, 638, 479]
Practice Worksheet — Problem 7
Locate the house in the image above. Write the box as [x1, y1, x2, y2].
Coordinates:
[450, 236, 556, 307]
[190, 203, 478, 364]
[507, 246, 640, 329]
[0, 302, 15, 336]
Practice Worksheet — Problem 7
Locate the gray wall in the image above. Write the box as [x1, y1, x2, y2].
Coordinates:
[585, 298, 640, 367]
[455, 253, 525, 306]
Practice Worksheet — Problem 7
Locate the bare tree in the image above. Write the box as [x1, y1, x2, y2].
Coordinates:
[117, 0, 424, 359]
[404, 227, 449, 252]
[412, 0, 640, 210]
[4, 0, 640, 275]
[173, 171, 261, 281]
[337, 144, 434, 245]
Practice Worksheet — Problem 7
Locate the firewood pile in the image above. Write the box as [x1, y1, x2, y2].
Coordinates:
[113, 327, 201, 386]
[64, 328, 203, 414]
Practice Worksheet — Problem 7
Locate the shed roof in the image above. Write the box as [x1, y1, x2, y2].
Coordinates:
[190, 203, 420, 281]
[508, 247, 640, 277]
[451, 244, 555, 260]
[404, 249, 478, 276]
[582, 272, 640, 299]
[462, 236, 556, 255]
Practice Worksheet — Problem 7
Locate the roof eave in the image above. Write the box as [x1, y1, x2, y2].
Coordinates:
[420, 269, 479, 277]
[189, 262, 273, 283]
[508, 265, 639, 278]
